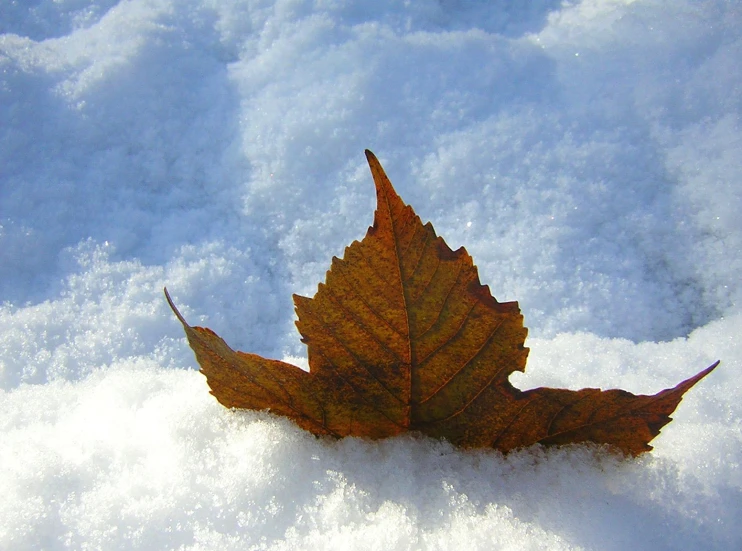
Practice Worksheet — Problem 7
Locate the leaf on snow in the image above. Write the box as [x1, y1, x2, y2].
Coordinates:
[166, 150, 718, 455]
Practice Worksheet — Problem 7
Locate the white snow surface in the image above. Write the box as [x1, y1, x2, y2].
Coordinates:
[1, 1, 741, 549]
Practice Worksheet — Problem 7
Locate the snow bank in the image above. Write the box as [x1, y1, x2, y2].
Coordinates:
[1, 1, 740, 549]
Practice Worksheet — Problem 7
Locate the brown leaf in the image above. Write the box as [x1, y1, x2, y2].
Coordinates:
[166, 150, 718, 455]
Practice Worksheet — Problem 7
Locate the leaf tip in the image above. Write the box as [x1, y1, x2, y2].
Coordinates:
[164, 287, 188, 327]
[686, 359, 720, 386]
[671, 360, 720, 396]
[364, 150, 411, 241]
[365, 150, 397, 198]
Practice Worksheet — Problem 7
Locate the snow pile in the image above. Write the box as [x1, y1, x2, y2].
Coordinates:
[1, 1, 740, 549]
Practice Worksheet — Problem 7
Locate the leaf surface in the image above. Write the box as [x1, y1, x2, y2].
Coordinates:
[166, 150, 717, 455]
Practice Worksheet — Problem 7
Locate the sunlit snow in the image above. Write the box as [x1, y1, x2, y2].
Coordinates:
[1, 1, 740, 549]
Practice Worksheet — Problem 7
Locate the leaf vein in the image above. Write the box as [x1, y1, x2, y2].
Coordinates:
[420, 317, 505, 405]
[300, 299, 406, 406]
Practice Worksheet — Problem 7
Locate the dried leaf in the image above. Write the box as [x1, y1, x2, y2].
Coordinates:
[166, 150, 718, 455]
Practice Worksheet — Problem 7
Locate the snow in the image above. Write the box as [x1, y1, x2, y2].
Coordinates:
[1, 0, 740, 549]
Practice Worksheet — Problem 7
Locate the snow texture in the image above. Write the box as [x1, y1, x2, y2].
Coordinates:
[1, 0, 740, 549]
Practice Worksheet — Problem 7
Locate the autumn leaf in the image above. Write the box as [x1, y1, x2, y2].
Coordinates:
[166, 150, 718, 455]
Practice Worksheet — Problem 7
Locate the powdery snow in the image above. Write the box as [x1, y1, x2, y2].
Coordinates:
[1, 1, 740, 549]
